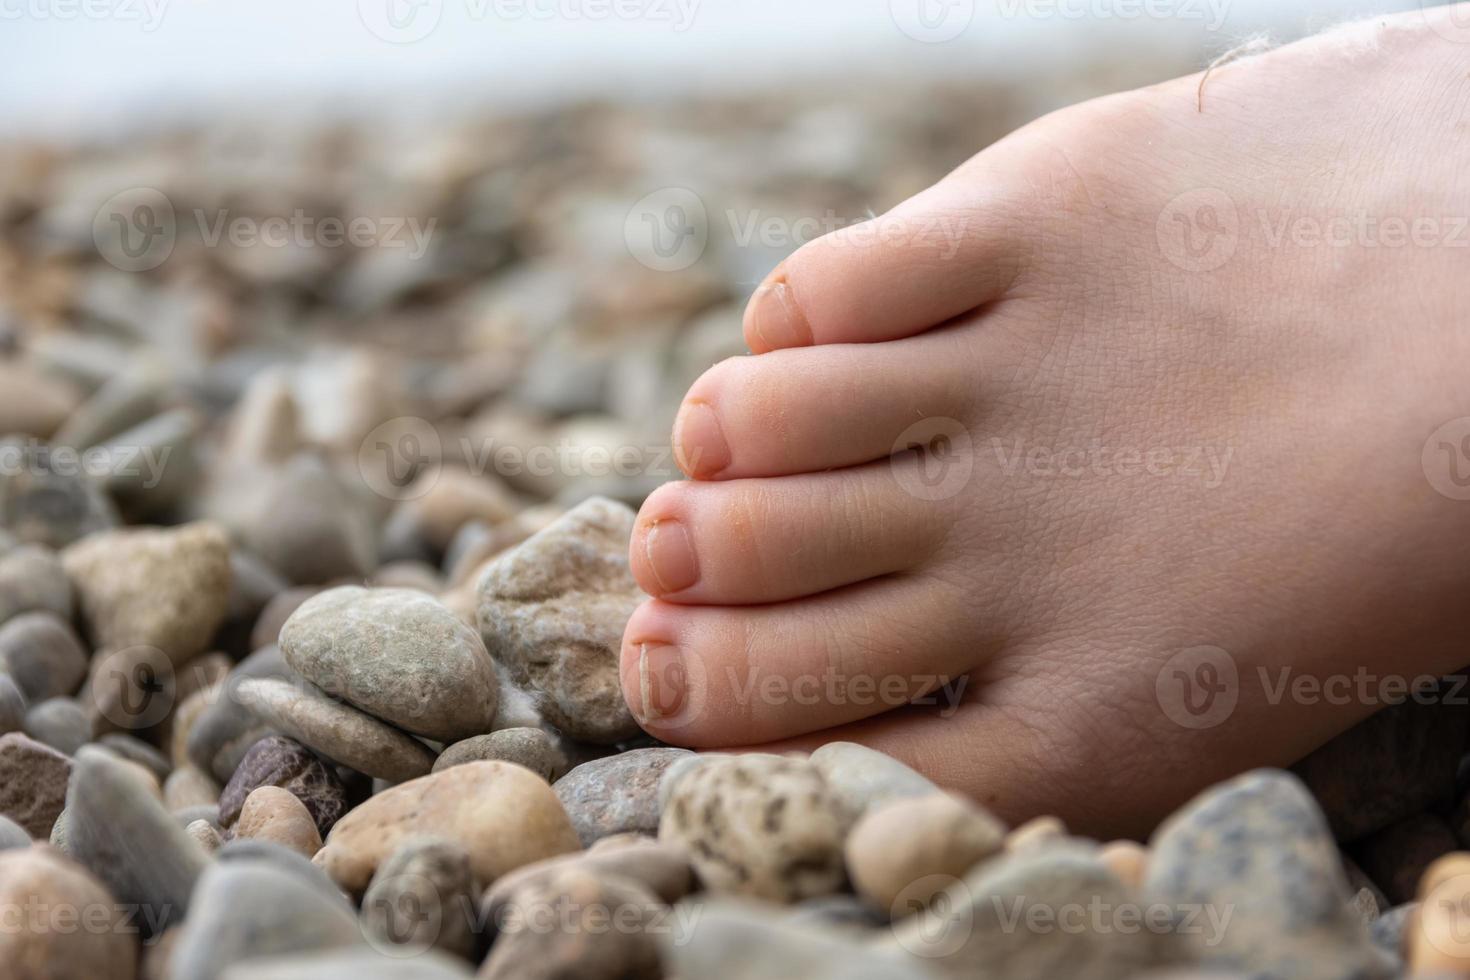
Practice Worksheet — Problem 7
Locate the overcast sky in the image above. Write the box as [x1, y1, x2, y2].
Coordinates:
[0, 0, 1433, 137]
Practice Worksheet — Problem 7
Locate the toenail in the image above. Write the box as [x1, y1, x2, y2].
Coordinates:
[637, 643, 686, 721]
[643, 519, 699, 594]
[747, 277, 814, 352]
[674, 400, 731, 478]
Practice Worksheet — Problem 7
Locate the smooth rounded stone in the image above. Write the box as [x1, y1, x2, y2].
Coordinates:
[251, 587, 322, 650]
[0, 672, 24, 733]
[889, 845, 1166, 979]
[0, 845, 139, 980]
[845, 792, 1006, 913]
[280, 586, 499, 742]
[237, 786, 324, 858]
[99, 732, 173, 782]
[81, 643, 177, 736]
[221, 948, 474, 980]
[314, 760, 581, 894]
[1145, 769, 1392, 980]
[555, 747, 693, 846]
[0, 611, 88, 700]
[23, 695, 92, 755]
[485, 834, 695, 916]
[808, 742, 939, 817]
[186, 645, 292, 781]
[221, 369, 301, 465]
[220, 735, 347, 835]
[1354, 811, 1460, 905]
[0, 544, 74, 625]
[1099, 840, 1149, 891]
[1294, 690, 1468, 841]
[63, 521, 233, 665]
[0, 359, 79, 437]
[660, 754, 852, 904]
[171, 860, 364, 980]
[1410, 854, 1470, 974]
[666, 899, 929, 980]
[434, 727, 567, 781]
[0, 440, 118, 548]
[1005, 815, 1069, 854]
[362, 838, 480, 960]
[215, 838, 348, 904]
[1369, 902, 1415, 958]
[0, 813, 32, 849]
[187, 819, 224, 853]
[481, 866, 663, 980]
[165, 764, 221, 811]
[65, 745, 208, 935]
[236, 677, 437, 784]
[475, 497, 641, 744]
[0, 734, 72, 834]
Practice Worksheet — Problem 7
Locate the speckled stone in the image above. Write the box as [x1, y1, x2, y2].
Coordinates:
[433, 727, 567, 780]
[219, 735, 347, 835]
[0, 732, 72, 837]
[555, 747, 692, 846]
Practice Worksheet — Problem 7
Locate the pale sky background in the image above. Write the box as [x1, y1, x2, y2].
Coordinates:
[0, 0, 1436, 138]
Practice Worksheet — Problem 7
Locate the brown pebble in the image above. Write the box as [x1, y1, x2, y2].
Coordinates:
[235, 786, 322, 859]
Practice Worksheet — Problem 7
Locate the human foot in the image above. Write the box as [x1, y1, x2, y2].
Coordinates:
[620, 8, 1470, 839]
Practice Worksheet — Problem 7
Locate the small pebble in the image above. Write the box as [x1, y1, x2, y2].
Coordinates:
[0, 611, 88, 701]
[484, 834, 696, 915]
[362, 838, 480, 960]
[0, 813, 32, 850]
[845, 791, 1006, 913]
[165, 764, 223, 810]
[25, 695, 94, 755]
[219, 735, 347, 835]
[0, 544, 74, 626]
[187, 819, 224, 853]
[555, 746, 693, 846]
[0, 440, 118, 548]
[0, 845, 139, 980]
[808, 741, 939, 816]
[433, 726, 567, 780]
[1005, 815, 1068, 853]
[1408, 853, 1470, 975]
[1099, 839, 1149, 890]
[236, 785, 323, 858]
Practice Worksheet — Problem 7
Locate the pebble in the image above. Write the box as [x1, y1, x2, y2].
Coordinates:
[0, 612, 88, 702]
[555, 747, 694, 846]
[52, 360, 168, 450]
[845, 792, 1006, 913]
[187, 818, 224, 853]
[219, 735, 347, 835]
[64, 745, 208, 935]
[667, 899, 929, 980]
[481, 866, 664, 980]
[280, 586, 499, 741]
[23, 695, 92, 755]
[236, 785, 324, 858]
[0, 544, 74, 626]
[99, 732, 173, 783]
[1295, 691, 1468, 841]
[0, 359, 80, 437]
[236, 676, 438, 783]
[174, 803, 222, 829]
[0, 672, 25, 733]
[1354, 811, 1459, 905]
[170, 859, 364, 980]
[220, 948, 474, 980]
[660, 754, 852, 903]
[808, 741, 939, 816]
[1369, 902, 1415, 959]
[475, 497, 642, 744]
[313, 760, 581, 894]
[433, 727, 568, 780]
[0, 814, 29, 850]
[63, 521, 232, 664]
[1099, 839, 1150, 890]
[81, 643, 176, 736]
[362, 838, 480, 960]
[186, 645, 292, 781]
[0, 439, 118, 548]
[484, 834, 695, 915]
[0, 731, 72, 840]
[0, 845, 139, 980]
[1145, 769, 1392, 980]
[1004, 815, 1069, 853]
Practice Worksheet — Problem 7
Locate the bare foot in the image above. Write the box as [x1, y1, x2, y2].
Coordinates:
[620, 8, 1470, 838]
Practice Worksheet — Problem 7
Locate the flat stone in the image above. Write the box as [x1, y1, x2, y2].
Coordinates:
[0, 731, 72, 836]
[23, 696, 92, 755]
[434, 727, 567, 780]
[236, 677, 437, 784]
[236, 786, 323, 858]
[65, 746, 208, 936]
[555, 747, 692, 846]
[314, 760, 580, 894]
[171, 860, 363, 980]
[280, 586, 499, 741]
[0, 545, 73, 626]
[660, 754, 851, 904]
[846, 792, 1006, 913]
[63, 521, 232, 665]
[362, 838, 479, 960]
[0, 845, 139, 980]
[476, 497, 641, 744]
[219, 735, 347, 835]
[1145, 769, 1392, 980]
[0, 440, 118, 548]
[809, 742, 939, 816]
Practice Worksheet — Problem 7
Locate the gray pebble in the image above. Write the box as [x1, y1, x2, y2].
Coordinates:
[0, 813, 30, 850]
[555, 747, 692, 846]
[24, 696, 93, 755]
[362, 838, 480, 961]
[0, 544, 73, 626]
[220, 948, 474, 980]
[809, 741, 938, 816]
[0, 612, 88, 702]
[187, 645, 292, 782]
[99, 732, 173, 783]
[433, 727, 567, 780]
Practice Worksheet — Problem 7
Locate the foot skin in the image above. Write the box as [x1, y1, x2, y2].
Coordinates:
[621, 9, 1470, 838]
